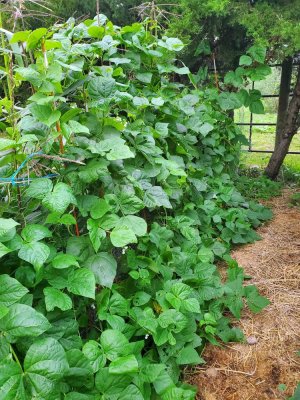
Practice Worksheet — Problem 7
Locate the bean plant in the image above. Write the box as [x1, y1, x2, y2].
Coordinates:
[0, 15, 271, 399]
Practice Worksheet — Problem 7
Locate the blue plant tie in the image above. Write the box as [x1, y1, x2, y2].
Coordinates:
[0, 151, 59, 187]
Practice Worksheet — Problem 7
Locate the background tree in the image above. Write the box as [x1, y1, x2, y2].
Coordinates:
[167, 0, 300, 179]
[234, 0, 300, 179]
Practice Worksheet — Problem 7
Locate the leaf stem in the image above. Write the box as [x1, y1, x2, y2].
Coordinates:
[10, 345, 23, 371]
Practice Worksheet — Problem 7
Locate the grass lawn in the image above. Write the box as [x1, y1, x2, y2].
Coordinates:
[235, 108, 300, 172]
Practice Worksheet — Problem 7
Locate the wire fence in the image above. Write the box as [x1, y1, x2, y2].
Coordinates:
[234, 64, 300, 155]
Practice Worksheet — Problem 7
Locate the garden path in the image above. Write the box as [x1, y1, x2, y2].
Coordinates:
[188, 189, 300, 400]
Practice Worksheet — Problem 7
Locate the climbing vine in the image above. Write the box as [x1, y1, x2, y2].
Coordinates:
[0, 15, 271, 399]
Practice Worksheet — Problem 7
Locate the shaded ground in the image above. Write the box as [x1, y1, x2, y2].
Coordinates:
[187, 190, 300, 400]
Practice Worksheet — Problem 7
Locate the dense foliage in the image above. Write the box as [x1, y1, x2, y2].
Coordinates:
[0, 15, 272, 399]
[168, 0, 300, 64]
[4, 0, 299, 68]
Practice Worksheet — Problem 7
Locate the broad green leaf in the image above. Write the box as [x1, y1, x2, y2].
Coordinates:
[140, 364, 166, 383]
[15, 66, 42, 86]
[109, 57, 131, 65]
[52, 253, 79, 269]
[249, 100, 264, 114]
[158, 310, 188, 333]
[0, 304, 51, 337]
[78, 159, 108, 183]
[144, 186, 172, 209]
[61, 108, 82, 123]
[17, 134, 38, 144]
[65, 392, 96, 400]
[151, 97, 164, 106]
[90, 199, 110, 219]
[89, 138, 125, 154]
[153, 370, 175, 395]
[67, 268, 95, 299]
[87, 219, 106, 252]
[136, 72, 153, 83]
[60, 214, 77, 225]
[218, 92, 242, 110]
[0, 138, 15, 151]
[176, 345, 204, 365]
[0, 305, 9, 319]
[110, 226, 137, 247]
[248, 65, 271, 81]
[244, 286, 270, 313]
[133, 96, 149, 107]
[18, 241, 50, 269]
[0, 225, 16, 243]
[0, 275, 28, 306]
[44, 287, 72, 311]
[82, 340, 106, 373]
[68, 120, 90, 134]
[26, 28, 47, 50]
[159, 37, 184, 51]
[66, 236, 90, 262]
[133, 291, 151, 306]
[21, 224, 52, 242]
[95, 367, 131, 395]
[109, 354, 139, 375]
[46, 63, 62, 82]
[115, 215, 147, 237]
[239, 55, 252, 66]
[44, 312, 81, 351]
[104, 117, 125, 131]
[212, 241, 227, 257]
[0, 360, 25, 399]
[174, 66, 190, 74]
[43, 183, 76, 214]
[106, 315, 126, 331]
[115, 193, 144, 215]
[30, 104, 61, 126]
[119, 385, 144, 400]
[100, 329, 129, 361]
[0, 218, 19, 237]
[28, 92, 56, 105]
[88, 25, 105, 38]
[84, 253, 117, 289]
[45, 39, 62, 50]
[87, 77, 116, 99]
[98, 214, 119, 230]
[10, 30, 31, 43]
[247, 45, 266, 63]
[24, 337, 68, 398]
[226, 296, 244, 319]
[25, 178, 53, 200]
[161, 386, 197, 400]
[198, 246, 214, 263]
[182, 298, 201, 313]
[199, 122, 214, 136]
[155, 122, 169, 137]
[106, 144, 134, 160]
[171, 283, 193, 300]
[0, 336, 10, 359]
[65, 349, 94, 381]
[0, 243, 12, 258]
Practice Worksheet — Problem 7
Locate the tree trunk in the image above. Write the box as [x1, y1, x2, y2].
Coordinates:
[264, 135, 294, 179]
[265, 64, 300, 179]
[275, 57, 293, 147]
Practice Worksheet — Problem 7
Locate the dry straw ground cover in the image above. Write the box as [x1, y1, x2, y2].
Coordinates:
[188, 189, 300, 400]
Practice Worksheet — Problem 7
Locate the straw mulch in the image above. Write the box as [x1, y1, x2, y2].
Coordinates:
[187, 189, 300, 400]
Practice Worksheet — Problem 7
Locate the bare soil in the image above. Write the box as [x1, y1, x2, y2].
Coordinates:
[187, 189, 300, 400]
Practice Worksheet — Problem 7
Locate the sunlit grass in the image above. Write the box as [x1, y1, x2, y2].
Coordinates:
[235, 108, 300, 172]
